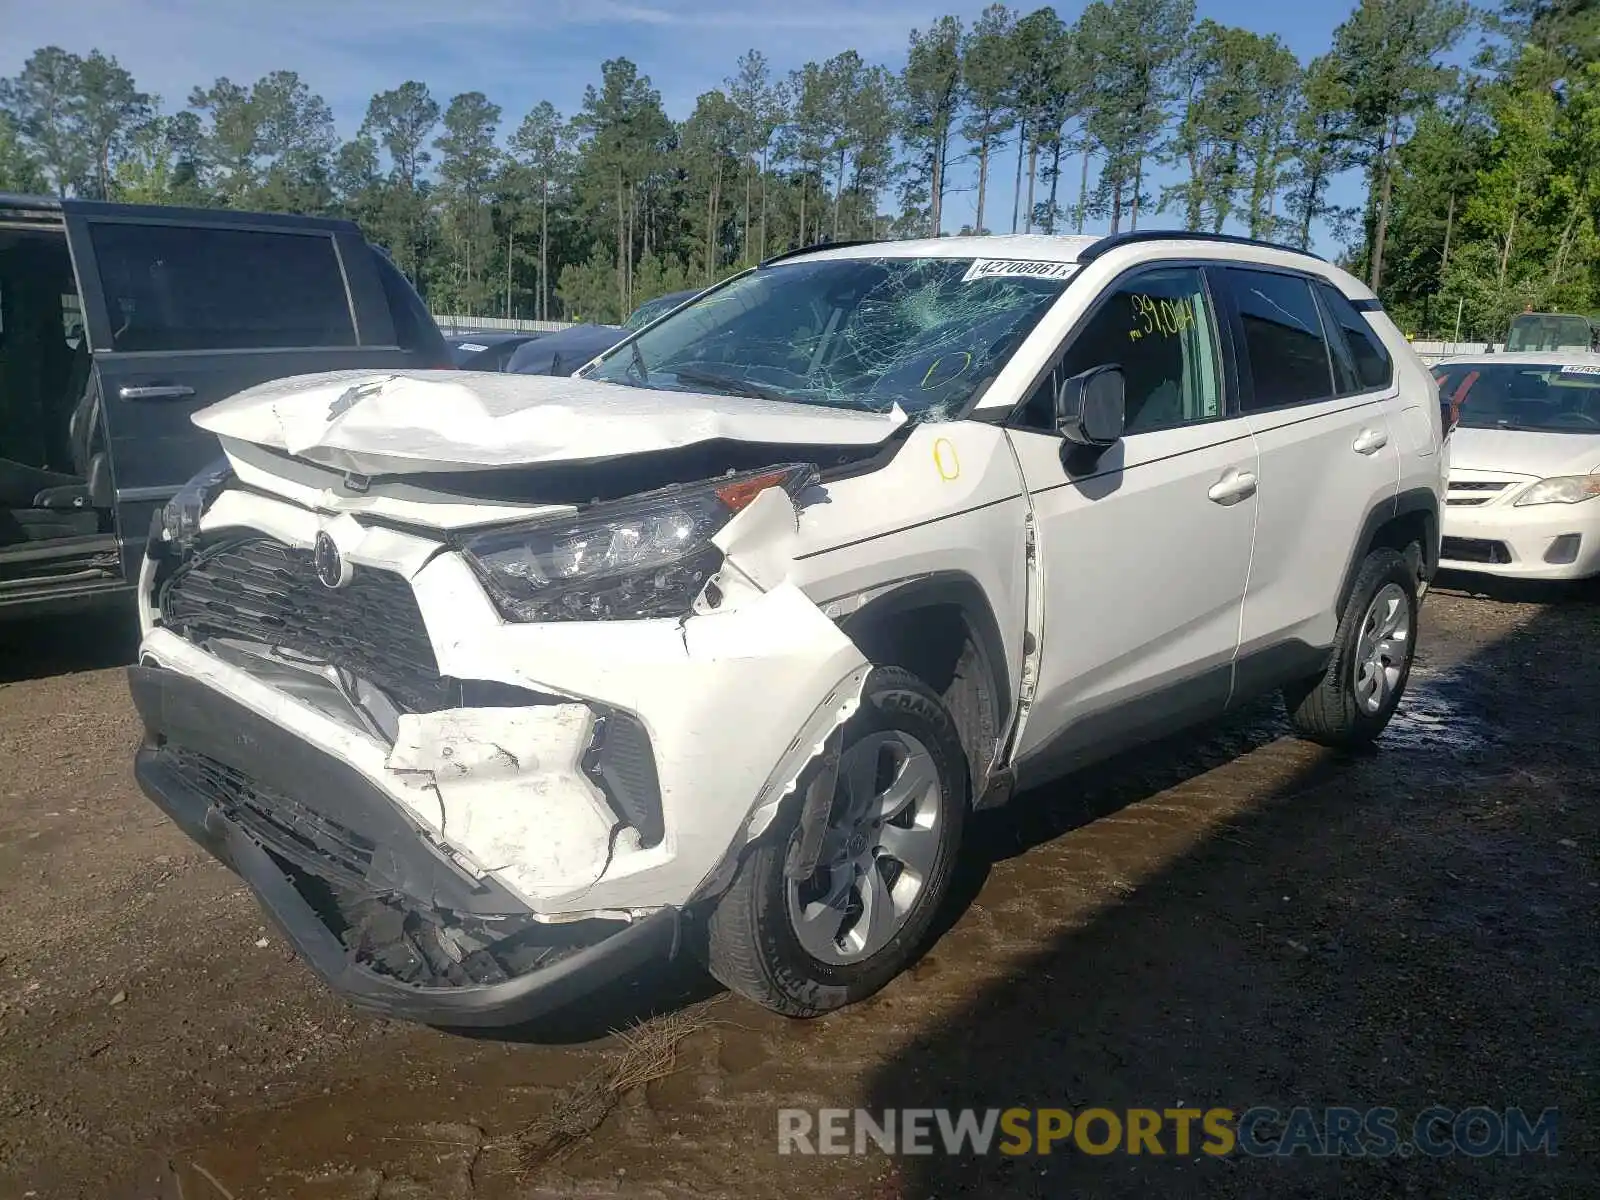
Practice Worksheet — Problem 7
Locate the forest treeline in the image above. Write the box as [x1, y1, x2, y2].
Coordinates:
[1, 0, 1595, 338]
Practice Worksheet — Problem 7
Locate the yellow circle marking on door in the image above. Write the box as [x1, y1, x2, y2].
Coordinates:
[933, 437, 960, 482]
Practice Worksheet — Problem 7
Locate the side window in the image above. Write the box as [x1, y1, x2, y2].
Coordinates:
[1317, 282, 1393, 392]
[1224, 268, 1335, 410]
[1022, 266, 1223, 435]
[87, 222, 357, 353]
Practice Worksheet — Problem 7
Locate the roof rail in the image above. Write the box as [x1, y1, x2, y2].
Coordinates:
[1077, 229, 1325, 264]
[759, 237, 881, 267]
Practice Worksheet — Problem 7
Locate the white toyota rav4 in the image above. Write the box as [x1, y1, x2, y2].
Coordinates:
[130, 232, 1448, 1027]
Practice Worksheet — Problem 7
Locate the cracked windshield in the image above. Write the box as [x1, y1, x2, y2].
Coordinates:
[587, 257, 1069, 418]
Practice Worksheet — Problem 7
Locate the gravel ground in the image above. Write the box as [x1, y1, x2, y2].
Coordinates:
[0, 575, 1595, 1199]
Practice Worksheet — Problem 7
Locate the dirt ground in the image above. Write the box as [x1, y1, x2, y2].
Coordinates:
[1, 574, 1596, 1200]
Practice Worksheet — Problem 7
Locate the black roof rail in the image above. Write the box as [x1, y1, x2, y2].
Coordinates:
[759, 237, 881, 267]
[1077, 229, 1325, 264]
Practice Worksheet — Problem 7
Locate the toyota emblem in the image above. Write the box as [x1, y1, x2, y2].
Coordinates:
[313, 531, 349, 589]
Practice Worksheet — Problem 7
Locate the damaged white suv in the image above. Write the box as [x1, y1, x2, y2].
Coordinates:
[130, 232, 1446, 1026]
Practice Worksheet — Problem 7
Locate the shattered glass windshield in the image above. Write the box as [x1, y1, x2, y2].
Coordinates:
[585, 257, 1072, 419]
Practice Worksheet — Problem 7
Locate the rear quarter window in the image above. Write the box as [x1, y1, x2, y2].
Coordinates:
[88, 222, 356, 353]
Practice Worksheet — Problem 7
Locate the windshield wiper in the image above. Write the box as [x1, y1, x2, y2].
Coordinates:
[671, 364, 795, 403]
[628, 339, 650, 386]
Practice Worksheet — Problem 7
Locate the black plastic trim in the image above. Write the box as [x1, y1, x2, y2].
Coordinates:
[1335, 486, 1441, 615]
[758, 238, 881, 267]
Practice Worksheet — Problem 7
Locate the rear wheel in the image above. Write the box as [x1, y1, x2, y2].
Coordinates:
[701, 667, 967, 1017]
[1285, 547, 1419, 747]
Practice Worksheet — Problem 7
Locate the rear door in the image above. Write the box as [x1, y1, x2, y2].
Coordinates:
[62, 202, 418, 575]
[1221, 265, 1401, 692]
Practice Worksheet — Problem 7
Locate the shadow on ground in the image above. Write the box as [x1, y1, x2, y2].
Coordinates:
[0, 607, 140, 685]
[863, 587, 1599, 1198]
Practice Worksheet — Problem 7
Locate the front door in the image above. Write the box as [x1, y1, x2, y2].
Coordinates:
[1004, 264, 1259, 787]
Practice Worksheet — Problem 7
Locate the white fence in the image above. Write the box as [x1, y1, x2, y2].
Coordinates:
[433, 315, 577, 335]
[1411, 340, 1505, 364]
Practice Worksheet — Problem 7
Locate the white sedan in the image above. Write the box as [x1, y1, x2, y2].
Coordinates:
[1433, 352, 1600, 580]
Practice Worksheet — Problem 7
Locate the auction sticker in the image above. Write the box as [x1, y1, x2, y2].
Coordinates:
[962, 258, 1078, 283]
[1558, 363, 1600, 376]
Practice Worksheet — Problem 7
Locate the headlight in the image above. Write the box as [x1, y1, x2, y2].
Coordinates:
[1513, 474, 1600, 506]
[459, 463, 817, 622]
[158, 457, 233, 549]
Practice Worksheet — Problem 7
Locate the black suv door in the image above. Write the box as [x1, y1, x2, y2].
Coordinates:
[62, 201, 435, 581]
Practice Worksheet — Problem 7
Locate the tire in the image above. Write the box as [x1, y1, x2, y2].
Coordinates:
[701, 666, 968, 1017]
[1285, 546, 1419, 747]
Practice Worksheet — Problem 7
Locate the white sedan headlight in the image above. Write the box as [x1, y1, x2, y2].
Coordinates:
[1513, 474, 1600, 506]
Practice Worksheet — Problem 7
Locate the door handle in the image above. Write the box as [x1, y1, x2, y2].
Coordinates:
[1352, 427, 1389, 455]
[119, 384, 196, 401]
[1208, 469, 1258, 505]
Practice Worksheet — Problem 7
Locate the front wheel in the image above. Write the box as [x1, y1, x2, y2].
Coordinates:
[1285, 547, 1419, 747]
[700, 666, 968, 1017]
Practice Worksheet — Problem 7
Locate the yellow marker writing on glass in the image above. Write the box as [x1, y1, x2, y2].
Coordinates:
[933, 437, 960, 481]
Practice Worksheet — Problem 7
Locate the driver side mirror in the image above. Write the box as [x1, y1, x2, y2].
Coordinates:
[1056, 365, 1125, 448]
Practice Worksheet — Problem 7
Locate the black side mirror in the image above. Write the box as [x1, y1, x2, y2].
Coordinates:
[1056, 365, 1125, 448]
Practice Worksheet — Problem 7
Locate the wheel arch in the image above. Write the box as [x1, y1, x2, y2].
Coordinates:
[833, 571, 1013, 804]
[1337, 486, 1440, 615]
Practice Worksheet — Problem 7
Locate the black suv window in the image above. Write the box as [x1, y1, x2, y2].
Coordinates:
[1022, 266, 1223, 434]
[1317, 282, 1392, 392]
[1224, 268, 1334, 409]
[88, 223, 357, 353]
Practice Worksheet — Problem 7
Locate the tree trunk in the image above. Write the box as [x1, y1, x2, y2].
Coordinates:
[833, 147, 847, 239]
[616, 170, 627, 318]
[759, 143, 770, 257]
[798, 173, 807, 249]
[1497, 200, 1518, 287]
[1011, 119, 1026, 233]
[506, 225, 513, 319]
[1046, 138, 1063, 234]
[1025, 137, 1039, 233]
[931, 131, 945, 236]
[1552, 204, 1580, 286]
[1368, 116, 1399, 293]
[976, 133, 991, 232]
[1130, 155, 1143, 230]
[1111, 173, 1123, 236]
[1440, 189, 1456, 284]
[540, 183, 549, 323]
[1075, 143, 1090, 234]
[744, 156, 753, 264]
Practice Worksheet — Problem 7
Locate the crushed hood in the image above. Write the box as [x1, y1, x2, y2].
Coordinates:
[1449, 427, 1600, 479]
[193, 369, 907, 476]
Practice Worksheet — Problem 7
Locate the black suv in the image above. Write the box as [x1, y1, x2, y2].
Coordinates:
[0, 195, 450, 622]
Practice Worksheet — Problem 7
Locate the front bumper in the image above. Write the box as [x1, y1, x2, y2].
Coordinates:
[130, 662, 680, 1027]
[1440, 502, 1600, 580]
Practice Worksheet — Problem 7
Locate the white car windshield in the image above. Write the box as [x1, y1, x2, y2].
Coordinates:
[585, 256, 1072, 419]
[1435, 362, 1600, 433]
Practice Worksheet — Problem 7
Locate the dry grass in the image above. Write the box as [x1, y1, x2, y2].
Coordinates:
[514, 997, 725, 1177]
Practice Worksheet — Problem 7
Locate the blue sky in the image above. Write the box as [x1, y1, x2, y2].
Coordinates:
[3, 0, 1375, 253]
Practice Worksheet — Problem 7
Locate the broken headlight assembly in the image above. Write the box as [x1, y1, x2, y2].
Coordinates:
[156, 456, 234, 551]
[458, 463, 817, 622]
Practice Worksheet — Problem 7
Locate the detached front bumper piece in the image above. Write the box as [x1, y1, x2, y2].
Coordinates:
[128, 663, 679, 1028]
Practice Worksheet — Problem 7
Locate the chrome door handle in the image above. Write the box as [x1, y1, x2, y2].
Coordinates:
[1353, 428, 1388, 455]
[1208, 469, 1258, 505]
[119, 384, 196, 401]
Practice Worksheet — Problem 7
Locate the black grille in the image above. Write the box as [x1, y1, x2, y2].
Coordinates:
[1441, 536, 1511, 565]
[165, 746, 377, 888]
[161, 535, 452, 712]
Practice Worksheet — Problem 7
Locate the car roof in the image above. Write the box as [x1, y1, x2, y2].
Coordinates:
[1435, 350, 1600, 368]
[0, 192, 360, 233]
